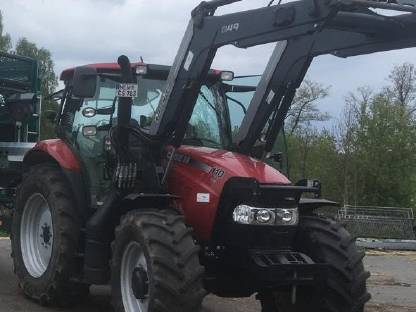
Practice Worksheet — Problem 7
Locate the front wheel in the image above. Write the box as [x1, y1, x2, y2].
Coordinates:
[260, 215, 371, 312]
[11, 164, 89, 306]
[111, 209, 206, 312]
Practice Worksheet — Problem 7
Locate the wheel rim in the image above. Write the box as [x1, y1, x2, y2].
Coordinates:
[20, 193, 53, 278]
[121, 241, 149, 312]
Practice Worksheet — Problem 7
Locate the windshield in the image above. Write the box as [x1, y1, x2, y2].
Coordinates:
[68, 72, 288, 173]
[73, 77, 221, 139]
[75, 75, 286, 153]
[77, 77, 164, 128]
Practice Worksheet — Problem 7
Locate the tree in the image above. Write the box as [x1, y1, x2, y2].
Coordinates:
[386, 63, 416, 108]
[286, 64, 416, 209]
[285, 79, 330, 134]
[286, 127, 341, 200]
[15, 38, 58, 139]
[15, 38, 58, 96]
[0, 11, 11, 52]
[338, 80, 416, 208]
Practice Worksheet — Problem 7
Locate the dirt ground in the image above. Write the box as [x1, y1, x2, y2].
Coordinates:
[0, 239, 415, 312]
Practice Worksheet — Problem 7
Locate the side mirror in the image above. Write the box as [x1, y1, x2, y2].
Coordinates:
[82, 125, 97, 137]
[72, 66, 98, 98]
[82, 107, 96, 118]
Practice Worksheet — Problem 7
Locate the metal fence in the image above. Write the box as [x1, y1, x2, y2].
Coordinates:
[337, 205, 415, 240]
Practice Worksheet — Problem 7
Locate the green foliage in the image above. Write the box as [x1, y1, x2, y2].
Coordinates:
[342, 88, 416, 208]
[287, 64, 416, 211]
[287, 129, 342, 200]
[39, 100, 58, 140]
[0, 11, 11, 52]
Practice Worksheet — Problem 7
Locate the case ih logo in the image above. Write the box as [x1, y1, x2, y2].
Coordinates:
[221, 23, 240, 33]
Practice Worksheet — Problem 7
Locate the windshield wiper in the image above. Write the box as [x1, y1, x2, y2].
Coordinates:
[199, 91, 220, 115]
[226, 95, 247, 115]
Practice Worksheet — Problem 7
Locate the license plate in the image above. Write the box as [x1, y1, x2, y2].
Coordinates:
[116, 83, 138, 98]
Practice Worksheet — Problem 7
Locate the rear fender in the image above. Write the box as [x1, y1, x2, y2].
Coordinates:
[23, 139, 89, 220]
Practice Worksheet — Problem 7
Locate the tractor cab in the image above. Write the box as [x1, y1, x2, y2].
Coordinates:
[57, 63, 289, 204]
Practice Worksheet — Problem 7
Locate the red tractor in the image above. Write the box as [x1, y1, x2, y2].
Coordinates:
[10, 0, 416, 311]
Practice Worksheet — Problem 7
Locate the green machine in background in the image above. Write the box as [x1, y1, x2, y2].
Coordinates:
[0, 52, 40, 233]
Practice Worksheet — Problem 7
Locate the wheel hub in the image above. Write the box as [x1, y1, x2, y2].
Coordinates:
[40, 223, 52, 247]
[121, 241, 149, 312]
[132, 267, 149, 300]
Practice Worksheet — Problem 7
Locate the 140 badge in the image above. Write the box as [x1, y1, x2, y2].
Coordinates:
[210, 167, 225, 178]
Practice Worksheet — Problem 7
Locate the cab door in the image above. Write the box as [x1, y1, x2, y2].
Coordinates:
[60, 78, 115, 203]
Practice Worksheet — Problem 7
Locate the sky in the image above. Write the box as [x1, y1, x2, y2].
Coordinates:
[1, 0, 415, 124]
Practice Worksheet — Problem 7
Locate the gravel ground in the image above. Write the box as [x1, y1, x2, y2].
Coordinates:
[0, 239, 415, 312]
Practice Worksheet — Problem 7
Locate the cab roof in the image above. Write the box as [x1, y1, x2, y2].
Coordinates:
[60, 62, 224, 81]
[60, 63, 169, 81]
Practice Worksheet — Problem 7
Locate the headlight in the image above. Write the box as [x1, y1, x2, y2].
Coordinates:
[232, 205, 298, 226]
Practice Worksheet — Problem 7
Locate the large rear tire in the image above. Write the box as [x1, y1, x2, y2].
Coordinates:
[11, 164, 89, 306]
[260, 215, 371, 312]
[111, 209, 206, 312]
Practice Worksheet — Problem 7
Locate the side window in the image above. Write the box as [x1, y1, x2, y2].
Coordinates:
[186, 86, 222, 147]
[225, 76, 259, 142]
[225, 76, 288, 175]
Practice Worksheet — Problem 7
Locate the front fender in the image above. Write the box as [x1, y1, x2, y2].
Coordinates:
[23, 139, 89, 219]
[23, 139, 81, 171]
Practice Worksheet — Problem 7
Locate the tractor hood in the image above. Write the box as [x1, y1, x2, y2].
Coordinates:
[175, 145, 290, 184]
[168, 145, 291, 241]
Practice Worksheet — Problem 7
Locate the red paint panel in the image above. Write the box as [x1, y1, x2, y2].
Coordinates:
[26, 139, 81, 171]
[168, 146, 291, 241]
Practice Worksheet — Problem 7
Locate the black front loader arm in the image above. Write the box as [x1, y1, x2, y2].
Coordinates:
[238, 11, 416, 154]
[149, 0, 416, 153]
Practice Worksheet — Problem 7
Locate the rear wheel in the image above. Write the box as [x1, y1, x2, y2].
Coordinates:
[259, 215, 371, 312]
[11, 164, 89, 306]
[111, 209, 206, 312]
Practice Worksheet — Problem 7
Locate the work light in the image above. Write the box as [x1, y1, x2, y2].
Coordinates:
[136, 64, 148, 75]
[220, 71, 234, 81]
